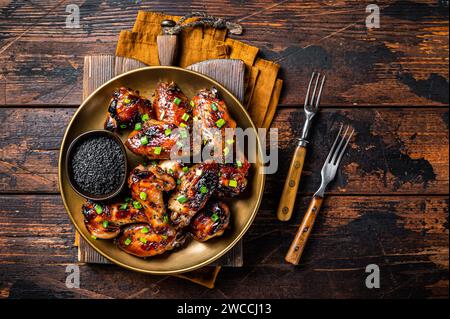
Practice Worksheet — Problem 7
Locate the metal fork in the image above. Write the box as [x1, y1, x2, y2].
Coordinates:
[285, 124, 355, 265]
[277, 72, 326, 221]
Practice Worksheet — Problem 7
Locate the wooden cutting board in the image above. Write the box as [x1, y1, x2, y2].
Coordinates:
[76, 55, 245, 267]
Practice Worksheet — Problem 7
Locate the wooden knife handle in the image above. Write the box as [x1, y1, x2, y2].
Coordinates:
[285, 196, 323, 265]
[276, 145, 307, 221]
[157, 20, 178, 66]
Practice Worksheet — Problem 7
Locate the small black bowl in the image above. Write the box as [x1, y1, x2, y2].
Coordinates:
[65, 130, 129, 202]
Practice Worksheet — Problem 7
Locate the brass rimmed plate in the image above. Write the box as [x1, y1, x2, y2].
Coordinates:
[59, 66, 265, 275]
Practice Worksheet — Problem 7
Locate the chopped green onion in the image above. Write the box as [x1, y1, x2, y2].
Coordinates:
[176, 141, 184, 148]
[161, 234, 168, 240]
[190, 100, 195, 107]
[211, 103, 218, 111]
[91, 235, 97, 240]
[181, 113, 190, 121]
[133, 201, 142, 209]
[177, 195, 188, 204]
[140, 136, 148, 145]
[120, 124, 127, 129]
[125, 197, 132, 202]
[141, 226, 149, 234]
[164, 128, 172, 136]
[123, 98, 131, 104]
[226, 139, 234, 145]
[180, 129, 188, 139]
[177, 178, 182, 185]
[120, 203, 128, 210]
[228, 179, 238, 188]
[163, 214, 169, 223]
[102, 220, 109, 228]
[124, 238, 132, 246]
[173, 97, 181, 105]
[154, 146, 162, 155]
[139, 192, 147, 200]
[215, 118, 226, 128]
[211, 213, 219, 222]
[141, 114, 150, 122]
[134, 122, 142, 131]
[94, 204, 102, 214]
[139, 237, 147, 244]
[182, 166, 189, 173]
[179, 122, 187, 128]
[236, 160, 243, 168]
[200, 185, 208, 194]
[223, 147, 230, 156]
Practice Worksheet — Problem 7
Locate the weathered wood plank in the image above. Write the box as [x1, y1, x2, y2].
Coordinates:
[0, 194, 447, 298]
[0, 0, 448, 106]
[0, 107, 448, 194]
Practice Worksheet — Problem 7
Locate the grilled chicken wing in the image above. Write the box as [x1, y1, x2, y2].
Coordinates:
[192, 87, 237, 155]
[153, 81, 191, 126]
[128, 164, 176, 228]
[126, 119, 188, 159]
[216, 159, 251, 197]
[168, 162, 219, 229]
[189, 201, 230, 242]
[117, 223, 185, 257]
[82, 201, 149, 239]
[104, 87, 153, 131]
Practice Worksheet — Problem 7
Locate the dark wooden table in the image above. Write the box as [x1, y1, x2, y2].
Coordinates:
[0, 1, 448, 299]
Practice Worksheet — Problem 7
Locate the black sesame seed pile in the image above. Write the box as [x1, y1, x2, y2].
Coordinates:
[71, 136, 125, 195]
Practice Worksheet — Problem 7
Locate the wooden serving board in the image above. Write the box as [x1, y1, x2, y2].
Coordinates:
[76, 55, 245, 267]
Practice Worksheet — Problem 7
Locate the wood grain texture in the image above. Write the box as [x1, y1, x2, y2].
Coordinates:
[0, 0, 448, 106]
[1, 108, 447, 194]
[0, 194, 447, 298]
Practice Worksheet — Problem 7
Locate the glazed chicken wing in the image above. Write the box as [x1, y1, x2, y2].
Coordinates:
[216, 159, 251, 198]
[126, 119, 188, 159]
[192, 87, 237, 155]
[153, 81, 191, 127]
[128, 164, 176, 228]
[104, 87, 153, 131]
[168, 162, 219, 229]
[82, 201, 149, 239]
[117, 223, 185, 257]
[158, 159, 188, 179]
[189, 201, 230, 242]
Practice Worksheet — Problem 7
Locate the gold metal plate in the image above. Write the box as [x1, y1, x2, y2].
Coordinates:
[58, 66, 265, 275]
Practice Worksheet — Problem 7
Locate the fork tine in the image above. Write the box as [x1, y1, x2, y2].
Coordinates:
[314, 75, 326, 109]
[324, 124, 343, 164]
[310, 73, 321, 107]
[331, 126, 350, 165]
[304, 72, 316, 107]
[335, 128, 354, 167]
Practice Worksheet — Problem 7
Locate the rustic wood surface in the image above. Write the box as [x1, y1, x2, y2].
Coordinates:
[0, 0, 448, 299]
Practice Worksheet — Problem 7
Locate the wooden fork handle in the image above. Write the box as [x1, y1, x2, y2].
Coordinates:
[285, 196, 323, 265]
[276, 145, 307, 221]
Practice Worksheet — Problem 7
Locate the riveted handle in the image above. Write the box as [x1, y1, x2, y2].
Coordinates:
[276, 145, 307, 221]
[285, 196, 323, 265]
[157, 20, 178, 66]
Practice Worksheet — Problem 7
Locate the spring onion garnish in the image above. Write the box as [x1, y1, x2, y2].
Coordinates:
[141, 226, 149, 234]
[124, 238, 132, 246]
[91, 235, 97, 240]
[177, 178, 182, 185]
[139, 237, 147, 244]
[123, 98, 131, 104]
[120, 124, 127, 129]
[154, 146, 162, 155]
[134, 122, 142, 131]
[133, 201, 142, 209]
[182, 166, 189, 173]
[179, 122, 187, 128]
[161, 234, 168, 240]
[215, 118, 226, 128]
[226, 139, 234, 145]
[139, 191, 147, 200]
[163, 214, 169, 223]
[164, 128, 172, 136]
[125, 197, 132, 202]
[228, 179, 238, 188]
[211, 103, 218, 111]
[236, 160, 243, 168]
[190, 100, 195, 107]
[141, 114, 150, 122]
[102, 220, 109, 228]
[223, 147, 230, 156]
[140, 136, 148, 145]
[94, 204, 102, 214]
[168, 168, 174, 175]
[176, 141, 184, 148]
[120, 203, 128, 210]
[181, 113, 190, 121]
[180, 129, 188, 139]
[211, 213, 219, 222]
[177, 195, 188, 204]
[200, 185, 208, 194]
[173, 97, 181, 105]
